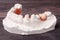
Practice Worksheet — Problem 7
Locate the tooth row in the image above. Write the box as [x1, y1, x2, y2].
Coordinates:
[18, 14, 39, 23]
[19, 11, 51, 19]
[18, 11, 52, 23]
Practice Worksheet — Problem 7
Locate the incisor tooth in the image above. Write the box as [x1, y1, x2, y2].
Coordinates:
[30, 14, 39, 22]
[24, 14, 29, 19]
[30, 14, 35, 22]
[36, 14, 40, 19]
[23, 14, 30, 23]
[31, 14, 35, 19]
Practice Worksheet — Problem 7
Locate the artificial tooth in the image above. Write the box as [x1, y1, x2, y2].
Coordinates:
[23, 14, 30, 23]
[30, 14, 35, 21]
[31, 14, 35, 19]
[24, 14, 29, 19]
[35, 14, 40, 19]
[30, 14, 39, 22]
[18, 15, 23, 23]
[44, 11, 52, 17]
[19, 15, 23, 18]
[39, 14, 47, 21]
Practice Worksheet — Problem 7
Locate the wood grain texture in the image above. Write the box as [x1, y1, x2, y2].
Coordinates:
[0, 0, 60, 17]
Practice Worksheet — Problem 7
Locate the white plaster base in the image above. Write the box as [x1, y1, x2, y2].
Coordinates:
[2, 15, 57, 35]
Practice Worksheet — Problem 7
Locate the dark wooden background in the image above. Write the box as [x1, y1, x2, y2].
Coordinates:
[0, 0, 60, 40]
[0, 0, 60, 17]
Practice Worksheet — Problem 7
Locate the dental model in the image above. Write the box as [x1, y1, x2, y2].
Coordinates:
[2, 4, 57, 35]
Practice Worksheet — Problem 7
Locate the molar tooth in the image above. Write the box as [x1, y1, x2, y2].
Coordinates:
[44, 11, 52, 17]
